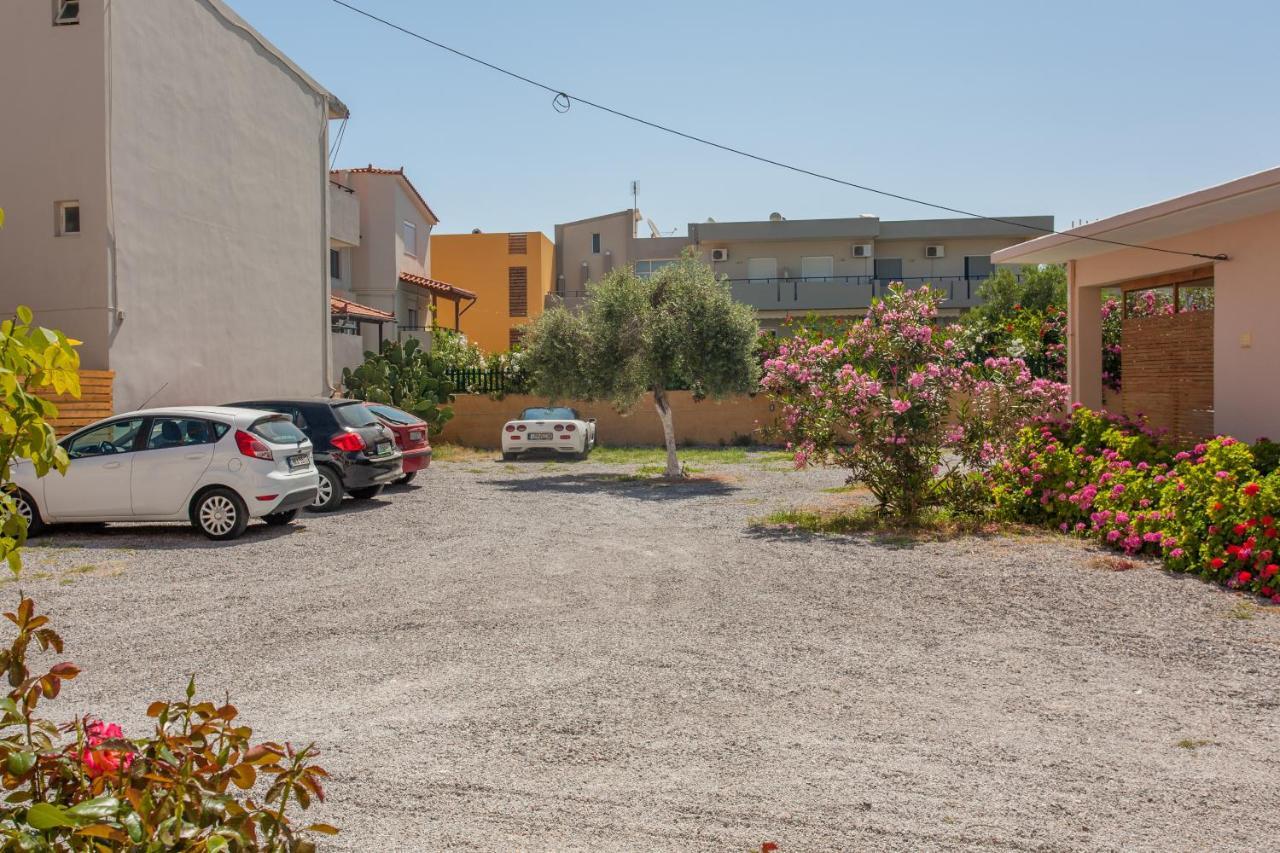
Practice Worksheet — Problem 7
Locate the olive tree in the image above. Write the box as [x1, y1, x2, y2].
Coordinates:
[523, 250, 759, 478]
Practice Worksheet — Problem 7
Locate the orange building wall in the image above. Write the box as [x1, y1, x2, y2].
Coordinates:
[430, 232, 554, 353]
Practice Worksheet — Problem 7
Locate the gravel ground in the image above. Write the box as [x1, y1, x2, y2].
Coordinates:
[14, 452, 1280, 851]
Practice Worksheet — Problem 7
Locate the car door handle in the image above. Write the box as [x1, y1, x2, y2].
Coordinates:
[185, 453, 205, 460]
[103, 461, 122, 470]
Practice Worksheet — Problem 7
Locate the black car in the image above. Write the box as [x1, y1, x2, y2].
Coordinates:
[226, 398, 402, 512]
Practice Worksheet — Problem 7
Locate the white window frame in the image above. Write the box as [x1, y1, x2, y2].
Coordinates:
[56, 201, 80, 237]
[634, 259, 677, 279]
[53, 0, 80, 25]
[402, 220, 417, 257]
[746, 257, 778, 282]
[800, 256, 834, 281]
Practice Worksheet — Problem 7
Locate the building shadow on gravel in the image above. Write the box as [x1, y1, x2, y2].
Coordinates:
[490, 473, 739, 501]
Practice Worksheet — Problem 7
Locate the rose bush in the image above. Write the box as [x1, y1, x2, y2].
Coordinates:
[992, 406, 1280, 603]
[763, 285, 1067, 521]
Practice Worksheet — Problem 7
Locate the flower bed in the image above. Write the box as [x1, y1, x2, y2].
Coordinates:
[991, 405, 1280, 602]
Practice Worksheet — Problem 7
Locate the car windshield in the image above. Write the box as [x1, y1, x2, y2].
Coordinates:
[520, 407, 577, 421]
[333, 402, 379, 428]
[365, 404, 421, 426]
[251, 416, 307, 445]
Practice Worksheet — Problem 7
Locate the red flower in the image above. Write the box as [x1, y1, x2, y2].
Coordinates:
[1210, 558, 1226, 570]
[1233, 523, 1248, 537]
[1266, 528, 1278, 539]
[1263, 587, 1275, 597]
[1237, 570, 1252, 584]
[1263, 564, 1279, 580]
[1243, 482, 1261, 497]
[1263, 515, 1275, 526]
[81, 719, 133, 779]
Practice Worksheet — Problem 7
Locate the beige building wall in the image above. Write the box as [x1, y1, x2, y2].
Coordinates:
[0, 1, 111, 368]
[555, 210, 635, 301]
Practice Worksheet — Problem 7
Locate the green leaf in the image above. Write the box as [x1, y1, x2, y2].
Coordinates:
[5, 751, 35, 776]
[206, 836, 229, 853]
[66, 795, 119, 820]
[15, 307, 32, 326]
[26, 802, 76, 830]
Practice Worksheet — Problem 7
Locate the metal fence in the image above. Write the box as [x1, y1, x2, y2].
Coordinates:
[444, 367, 511, 394]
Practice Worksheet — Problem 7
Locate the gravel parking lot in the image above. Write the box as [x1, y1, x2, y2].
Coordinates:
[15, 451, 1280, 851]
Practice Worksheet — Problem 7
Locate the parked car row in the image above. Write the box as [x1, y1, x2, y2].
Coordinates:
[9, 399, 432, 542]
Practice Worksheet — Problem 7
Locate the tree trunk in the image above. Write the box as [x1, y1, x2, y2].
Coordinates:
[652, 387, 682, 479]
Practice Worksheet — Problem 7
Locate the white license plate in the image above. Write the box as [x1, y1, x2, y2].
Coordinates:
[288, 453, 311, 470]
[375, 440, 392, 456]
[528, 432, 553, 440]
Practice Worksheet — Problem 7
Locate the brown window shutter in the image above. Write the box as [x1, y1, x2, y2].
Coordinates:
[507, 233, 528, 255]
[509, 327, 526, 349]
[508, 266, 529, 317]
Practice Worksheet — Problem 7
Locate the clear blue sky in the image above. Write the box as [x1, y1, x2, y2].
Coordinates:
[235, 0, 1280, 239]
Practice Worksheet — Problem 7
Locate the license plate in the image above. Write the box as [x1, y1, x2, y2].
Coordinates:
[288, 453, 310, 470]
[409, 430, 424, 442]
[375, 440, 392, 456]
[528, 432, 553, 440]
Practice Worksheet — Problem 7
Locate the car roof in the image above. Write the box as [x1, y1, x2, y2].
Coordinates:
[228, 398, 362, 407]
[114, 406, 273, 420]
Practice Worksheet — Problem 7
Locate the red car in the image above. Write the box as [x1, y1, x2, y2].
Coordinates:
[363, 404, 431, 484]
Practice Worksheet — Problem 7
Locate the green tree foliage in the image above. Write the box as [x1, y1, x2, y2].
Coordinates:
[1, 306, 81, 575]
[966, 264, 1067, 323]
[523, 250, 760, 478]
[341, 338, 455, 436]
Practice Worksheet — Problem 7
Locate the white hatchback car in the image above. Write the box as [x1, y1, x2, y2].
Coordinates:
[9, 407, 319, 541]
[501, 406, 597, 460]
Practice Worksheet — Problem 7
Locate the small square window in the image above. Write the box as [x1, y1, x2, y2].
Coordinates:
[54, 0, 80, 25]
[591, 233, 601, 254]
[56, 201, 80, 236]
[402, 220, 417, 257]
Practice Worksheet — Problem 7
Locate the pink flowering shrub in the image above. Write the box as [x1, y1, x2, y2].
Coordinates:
[762, 285, 1067, 520]
[992, 407, 1280, 603]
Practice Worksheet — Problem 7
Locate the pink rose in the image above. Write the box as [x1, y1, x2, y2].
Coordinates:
[81, 719, 133, 779]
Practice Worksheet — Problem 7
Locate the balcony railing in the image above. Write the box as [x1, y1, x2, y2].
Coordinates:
[559, 274, 1010, 311]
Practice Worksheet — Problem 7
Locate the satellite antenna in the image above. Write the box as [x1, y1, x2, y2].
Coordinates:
[630, 180, 639, 237]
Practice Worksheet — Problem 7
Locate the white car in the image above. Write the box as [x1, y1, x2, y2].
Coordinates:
[501, 406, 597, 460]
[9, 407, 319, 541]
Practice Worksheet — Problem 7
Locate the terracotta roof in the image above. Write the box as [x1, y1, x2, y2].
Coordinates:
[330, 294, 395, 322]
[398, 272, 477, 301]
[331, 165, 439, 224]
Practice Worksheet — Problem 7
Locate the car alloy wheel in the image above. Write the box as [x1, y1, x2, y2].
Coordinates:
[313, 474, 333, 507]
[14, 495, 33, 524]
[199, 494, 239, 537]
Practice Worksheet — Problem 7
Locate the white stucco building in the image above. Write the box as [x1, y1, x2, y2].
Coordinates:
[0, 0, 348, 411]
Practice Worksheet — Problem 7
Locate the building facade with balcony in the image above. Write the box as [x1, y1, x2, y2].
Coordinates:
[0, 0, 347, 410]
[554, 210, 1053, 329]
[328, 167, 475, 367]
[430, 231, 555, 353]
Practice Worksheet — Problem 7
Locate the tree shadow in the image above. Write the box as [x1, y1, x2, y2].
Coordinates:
[33, 519, 306, 552]
[489, 473, 740, 501]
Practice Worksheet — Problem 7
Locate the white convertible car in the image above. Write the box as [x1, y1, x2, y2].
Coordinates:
[502, 406, 597, 460]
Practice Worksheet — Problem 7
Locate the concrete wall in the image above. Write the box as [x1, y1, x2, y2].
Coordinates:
[0, 0, 111, 368]
[1069, 207, 1280, 442]
[106, 0, 334, 410]
[436, 392, 780, 449]
[328, 182, 360, 248]
[331, 331, 367, 378]
[430, 231, 554, 352]
[555, 210, 634, 304]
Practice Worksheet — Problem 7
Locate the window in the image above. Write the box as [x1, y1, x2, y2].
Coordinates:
[801, 256, 834, 281]
[507, 233, 528, 255]
[509, 266, 528, 317]
[64, 418, 144, 459]
[402, 220, 417, 257]
[56, 201, 80, 236]
[250, 416, 307, 445]
[873, 258, 903, 283]
[329, 249, 341, 280]
[510, 327, 526, 349]
[521, 407, 577, 421]
[591, 233, 601, 254]
[634, 259, 676, 279]
[333, 401, 378, 428]
[145, 418, 222, 450]
[964, 255, 993, 281]
[54, 0, 80, 25]
[746, 258, 778, 281]
[406, 306, 419, 329]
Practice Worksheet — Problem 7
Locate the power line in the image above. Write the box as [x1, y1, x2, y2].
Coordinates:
[329, 0, 1228, 263]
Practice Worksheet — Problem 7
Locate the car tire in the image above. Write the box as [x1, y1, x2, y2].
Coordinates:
[349, 485, 384, 500]
[395, 471, 417, 485]
[12, 490, 46, 537]
[502, 452, 519, 461]
[262, 509, 300, 527]
[310, 466, 344, 513]
[190, 488, 249, 541]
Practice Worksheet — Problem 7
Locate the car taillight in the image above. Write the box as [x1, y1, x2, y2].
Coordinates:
[235, 430, 273, 461]
[554, 424, 564, 432]
[330, 431, 366, 452]
[505, 424, 515, 432]
[516, 424, 526, 432]
[565, 424, 577, 432]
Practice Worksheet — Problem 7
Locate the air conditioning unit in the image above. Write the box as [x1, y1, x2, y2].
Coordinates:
[924, 244, 946, 259]
[852, 243, 874, 258]
[711, 248, 729, 262]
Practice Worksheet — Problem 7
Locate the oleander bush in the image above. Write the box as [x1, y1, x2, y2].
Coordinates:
[0, 596, 337, 850]
[992, 405, 1280, 603]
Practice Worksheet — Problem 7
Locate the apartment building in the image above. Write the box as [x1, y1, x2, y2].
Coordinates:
[430, 231, 555, 352]
[0, 0, 348, 409]
[554, 210, 1053, 328]
[328, 167, 475, 368]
